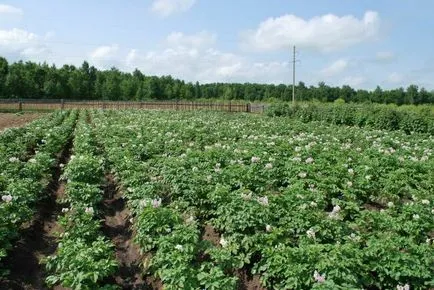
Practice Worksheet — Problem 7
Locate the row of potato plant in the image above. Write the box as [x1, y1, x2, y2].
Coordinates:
[0, 111, 66, 165]
[266, 103, 434, 134]
[0, 110, 77, 275]
[91, 110, 221, 289]
[92, 109, 433, 290]
[44, 111, 118, 290]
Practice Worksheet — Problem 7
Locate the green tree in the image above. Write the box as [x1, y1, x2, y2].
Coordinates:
[340, 85, 355, 102]
[405, 84, 418, 104]
[101, 67, 122, 100]
[0, 57, 8, 97]
[372, 86, 383, 103]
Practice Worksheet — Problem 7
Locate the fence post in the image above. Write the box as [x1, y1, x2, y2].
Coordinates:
[18, 99, 22, 111]
[176, 100, 179, 110]
[61, 99, 64, 110]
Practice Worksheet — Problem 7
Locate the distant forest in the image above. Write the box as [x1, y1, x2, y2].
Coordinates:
[0, 57, 433, 104]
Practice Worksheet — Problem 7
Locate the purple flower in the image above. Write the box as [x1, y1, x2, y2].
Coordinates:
[313, 270, 326, 283]
[151, 198, 162, 208]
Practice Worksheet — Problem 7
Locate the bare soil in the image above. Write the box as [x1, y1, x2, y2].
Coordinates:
[200, 224, 268, 289]
[202, 224, 220, 247]
[101, 174, 152, 289]
[237, 269, 266, 290]
[0, 113, 43, 131]
[0, 138, 72, 290]
[363, 202, 386, 211]
[145, 276, 164, 290]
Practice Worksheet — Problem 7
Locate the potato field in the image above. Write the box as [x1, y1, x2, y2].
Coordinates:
[0, 109, 433, 290]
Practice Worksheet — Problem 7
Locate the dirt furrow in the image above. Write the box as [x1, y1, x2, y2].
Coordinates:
[101, 174, 148, 289]
[0, 138, 73, 290]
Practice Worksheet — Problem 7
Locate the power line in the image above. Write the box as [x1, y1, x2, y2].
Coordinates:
[290, 46, 300, 105]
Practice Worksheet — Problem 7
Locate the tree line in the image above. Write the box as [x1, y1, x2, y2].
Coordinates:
[0, 57, 433, 104]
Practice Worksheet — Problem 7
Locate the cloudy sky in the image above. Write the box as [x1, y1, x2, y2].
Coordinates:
[1, 0, 433, 89]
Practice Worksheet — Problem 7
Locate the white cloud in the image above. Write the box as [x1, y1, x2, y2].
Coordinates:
[166, 31, 216, 49]
[21, 46, 49, 57]
[0, 28, 37, 46]
[0, 4, 23, 16]
[375, 51, 394, 62]
[126, 46, 239, 82]
[126, 49, 138, 65]
[321, 59, 349, 77]
[216, 62, 242, 77]
[90, 45, 119, 59]
[386, 72, 404, 84]
[124, 31, 288, 83]
[151, 0, 196, 17]
[0, 28, 49, 58]
[341, 76, 366, 88]
[0, 6, 50, 59]
[242, 11, 380, 52]
[89, 44, 121, 68]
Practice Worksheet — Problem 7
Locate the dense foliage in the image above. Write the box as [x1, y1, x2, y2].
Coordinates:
[0, 110, 77, 275]
[1, 109, 433, 289]
[266, 103, 434, 134]
[91, 110, 433, 290]
[44, 111, 117, 289]
[0, 57, 433, 104]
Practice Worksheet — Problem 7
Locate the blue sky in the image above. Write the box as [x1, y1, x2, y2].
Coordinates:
[1, 0, 433, 90]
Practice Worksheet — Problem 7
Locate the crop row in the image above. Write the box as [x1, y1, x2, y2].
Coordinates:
[44, 111, 117, 289]
[266, 103, 434, 134]
[91, 110, 433, 290]
[0, 112, 66, 163]
[0, 110, 77, 272]
[91, 109, 238, 289]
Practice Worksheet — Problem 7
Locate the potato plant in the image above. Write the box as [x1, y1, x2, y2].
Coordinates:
[44, 111, 117, 290]
[0, 110, 77, 274]
[91, 109, 433, 290]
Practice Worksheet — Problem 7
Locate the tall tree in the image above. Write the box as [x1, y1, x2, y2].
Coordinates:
[405, 84, 418, 104]
[0, 56, 433, 104]
[0, 57, 8, 97]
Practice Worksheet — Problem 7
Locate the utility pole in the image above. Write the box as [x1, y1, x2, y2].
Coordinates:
[292, 45, 296, 105]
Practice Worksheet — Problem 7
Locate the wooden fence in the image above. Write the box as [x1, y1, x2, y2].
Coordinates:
[0, 99, 267, 113]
